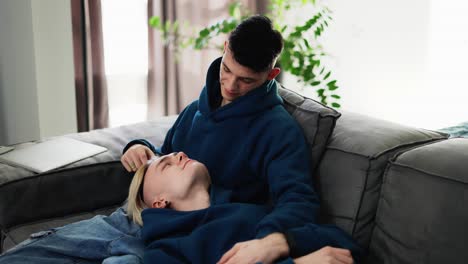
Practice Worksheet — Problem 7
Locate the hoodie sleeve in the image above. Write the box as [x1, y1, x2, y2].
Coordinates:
[252, 115, 320, 248]
[285, 224, 364, 262]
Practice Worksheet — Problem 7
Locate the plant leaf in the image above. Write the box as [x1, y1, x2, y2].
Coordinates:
[228, 2, 238, 16]
[199, 28, 210, 37]
[149, 16, 161, 28]
[331, 102, 341, 108]
[327, 80, 338, 91]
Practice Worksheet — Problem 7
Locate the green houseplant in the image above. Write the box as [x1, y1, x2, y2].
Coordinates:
[149, 0, 340, 107]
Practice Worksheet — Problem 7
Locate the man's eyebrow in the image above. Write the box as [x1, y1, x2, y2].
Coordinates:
[240, 76, 256, 82]
[154, 156, 169, 172]
[154, 152, 178, 172]
[222, 62, 230, 71]
[222, 62, 257, 81]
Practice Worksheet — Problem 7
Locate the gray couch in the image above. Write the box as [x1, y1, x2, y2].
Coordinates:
[1, 87, 467, 263]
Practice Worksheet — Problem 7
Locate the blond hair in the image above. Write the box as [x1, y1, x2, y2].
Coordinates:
[126, 163, 150, 226]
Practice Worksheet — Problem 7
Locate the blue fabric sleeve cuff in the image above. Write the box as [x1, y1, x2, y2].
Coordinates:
[286, 224, 365, 262]
[256, 228, 300, 262]
[255, 227, 279, 240]
[275, 257, 294, 264]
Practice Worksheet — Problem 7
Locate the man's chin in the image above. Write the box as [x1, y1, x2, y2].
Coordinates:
[221, 93, 235, 105]
[221, 87, 239, 99]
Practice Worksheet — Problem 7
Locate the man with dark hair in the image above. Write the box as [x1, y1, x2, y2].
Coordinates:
[121, 15, 348, 263]
[228, 15, 283, 72]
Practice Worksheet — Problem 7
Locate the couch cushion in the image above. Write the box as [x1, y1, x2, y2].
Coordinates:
[315, 111, 448, 249]
[278, 86, 341, 173]
[368, 138, 468, 263]
[0, 162, 131, 231]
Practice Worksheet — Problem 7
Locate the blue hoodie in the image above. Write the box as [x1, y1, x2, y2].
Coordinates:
[141, 204, 274, 264]
[141, 204, 363, 264]
[125, 57, 319, 241]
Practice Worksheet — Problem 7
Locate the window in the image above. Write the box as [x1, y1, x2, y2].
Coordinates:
[101, 0, 149, 127]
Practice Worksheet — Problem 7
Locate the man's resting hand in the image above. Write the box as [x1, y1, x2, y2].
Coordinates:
[294, 246, 354, 264]
[217, 233, 289, 264]
[121, 144, 155, 172]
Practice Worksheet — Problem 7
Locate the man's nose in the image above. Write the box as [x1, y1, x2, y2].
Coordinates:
[176, 152, 187, 164]
[225, 77, 238, 91]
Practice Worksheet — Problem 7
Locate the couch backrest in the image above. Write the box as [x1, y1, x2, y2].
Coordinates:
[368, 138, 468, 263]
[278, 86, 341, 173]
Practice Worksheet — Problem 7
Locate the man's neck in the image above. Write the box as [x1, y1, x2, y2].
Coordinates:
[221, 98, 231, 107]
[173, 189, 211, 211]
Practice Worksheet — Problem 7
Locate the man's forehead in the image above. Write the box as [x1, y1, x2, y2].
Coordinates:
[148, 155, 161, 163]
[147, 155, 167, 171]
[149, 153, 176, 167]
[222, 52, 260, 78]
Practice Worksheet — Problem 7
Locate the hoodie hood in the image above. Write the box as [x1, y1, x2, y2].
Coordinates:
[198, 57, 283, 122]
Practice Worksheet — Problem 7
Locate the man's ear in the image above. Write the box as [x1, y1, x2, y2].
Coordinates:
[223, 41, 228, 53]
[151, 197, 170, 209]
[267, 67, 281, 80]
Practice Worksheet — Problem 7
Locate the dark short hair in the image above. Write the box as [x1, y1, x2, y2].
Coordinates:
[228, 15, 283, 72]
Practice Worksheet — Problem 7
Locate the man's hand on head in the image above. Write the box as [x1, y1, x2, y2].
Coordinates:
[121, 144, 155, 172]
[217, 233, 289, 264]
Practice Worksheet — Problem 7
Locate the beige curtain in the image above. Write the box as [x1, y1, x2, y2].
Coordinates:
[71, 0, 109, 131]
[147, 0, 268, 119]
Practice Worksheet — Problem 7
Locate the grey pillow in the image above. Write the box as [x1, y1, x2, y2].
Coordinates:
[278, 85, 341, 173]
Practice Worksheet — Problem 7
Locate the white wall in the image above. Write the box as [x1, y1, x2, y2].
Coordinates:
[0, 0, 41, 145]
[424, 1, 468, 129]
[284, 0, 468, 130]
[31, 0, 77, 139]
[0, 0, 76, 145]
